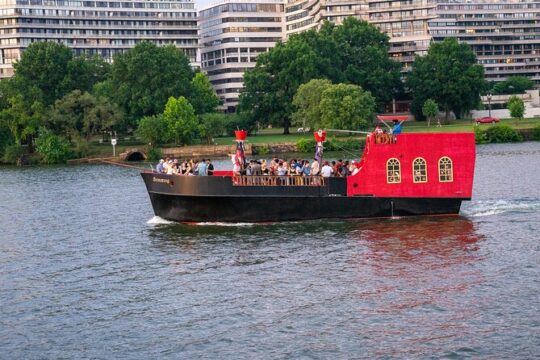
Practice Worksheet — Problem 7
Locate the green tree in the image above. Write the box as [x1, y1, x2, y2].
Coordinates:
[422, 99, 439, 127]
[239, 18, 402, 133]
[492, 76, 534, 95]
[190, 72, 220, 114]
[198, 113, 227, 144]
[10, 42, 109, 107]
[49, 90, 122, 140]
[508, 95, 525, 120]
[109, 42, 194, 125]
[319, 83, 376, 130]
[239, 38, 319, 134]
[314, 18, 402, 109]
[163, 96, 198, 145]
[135, 114, 167, 149]
[292, 79, 332, 130]
[0, 95, 43, 145]
[35, 127, 72, 164]
[407, 38, 485, 120]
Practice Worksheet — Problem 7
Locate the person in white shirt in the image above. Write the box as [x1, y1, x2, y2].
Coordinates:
[321, 161, 333, 177]
[311, 159, 320, 176]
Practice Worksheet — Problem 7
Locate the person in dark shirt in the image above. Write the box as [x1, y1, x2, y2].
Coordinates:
[206, 159, 214, 176]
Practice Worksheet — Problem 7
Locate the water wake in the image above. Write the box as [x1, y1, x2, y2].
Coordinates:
[194, 222, 256, 227]
[146, 216, 174, 225]
[462, 199, 540, 217]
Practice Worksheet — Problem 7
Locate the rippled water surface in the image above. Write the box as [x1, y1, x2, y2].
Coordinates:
[1, 143, 539, 359]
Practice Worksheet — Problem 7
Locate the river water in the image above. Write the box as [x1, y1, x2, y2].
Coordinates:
[1, 143, 539, 359]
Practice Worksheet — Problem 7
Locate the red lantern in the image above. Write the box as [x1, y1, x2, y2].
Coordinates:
[313, 130, 326, 142]
[235, 130, 248, 141]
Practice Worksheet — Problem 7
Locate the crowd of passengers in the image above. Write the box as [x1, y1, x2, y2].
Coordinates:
[242, 158, 360, 178]
[155, 158, 214, 175]
[155, 157, 361, 177]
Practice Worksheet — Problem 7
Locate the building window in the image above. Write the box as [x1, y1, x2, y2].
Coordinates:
[413, 158, 427, 183]
[387, 158, 401, 183]
[439, 157, 453, 182]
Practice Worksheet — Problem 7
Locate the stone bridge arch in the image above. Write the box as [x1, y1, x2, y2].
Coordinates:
[120, 148, 147, 161]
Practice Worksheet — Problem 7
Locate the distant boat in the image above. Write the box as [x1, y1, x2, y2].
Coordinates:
[141, 123, 475, 223]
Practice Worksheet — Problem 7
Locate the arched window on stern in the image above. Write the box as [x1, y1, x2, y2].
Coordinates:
[386, 158, 401, 184]
[439, 157, 453, 182]
[413, 157, 427, 183]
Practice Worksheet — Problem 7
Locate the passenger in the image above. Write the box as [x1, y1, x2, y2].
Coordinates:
[311, 159, 320, 176]
[341, 161, 350, 177]
[198, 158, 207, 176]
[391, 120, 403, 135]
[374, 125, 384, 134]
[166, 160, 175, 175]
[246, 160, 254, 176]
[351, 161, 360, 176]
[206, 159, 214, 176]
[302, 160, 311, 176]
[261, 159, 268, 174]
[321, 161, 333, 178]
[156, 159, 165, 174]
[252, 160, 262, 176]
[163, 157, 170, 173]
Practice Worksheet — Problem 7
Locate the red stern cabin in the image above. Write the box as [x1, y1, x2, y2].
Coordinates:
[347, 132, 475, 199]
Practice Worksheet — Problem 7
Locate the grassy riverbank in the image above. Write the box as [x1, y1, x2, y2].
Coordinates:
[71, 117, 540, 160]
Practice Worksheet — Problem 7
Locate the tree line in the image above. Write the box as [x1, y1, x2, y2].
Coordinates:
[0, 41, 225, 164]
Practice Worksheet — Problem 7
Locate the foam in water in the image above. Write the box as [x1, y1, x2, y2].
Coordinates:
[194, 222, 256, 227]
[462, 199, 540, 217]
[147, 216, 174, 225]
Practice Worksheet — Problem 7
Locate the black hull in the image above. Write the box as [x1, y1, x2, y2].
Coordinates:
[141, 173, 465, 222]
[148, 193, 463, 222]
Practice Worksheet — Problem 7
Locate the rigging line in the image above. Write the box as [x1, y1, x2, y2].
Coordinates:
[100, 159, 151, 172]
[325, 139, 360, 159]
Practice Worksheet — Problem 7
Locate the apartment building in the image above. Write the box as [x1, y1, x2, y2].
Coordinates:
[285, 0, 437, 69]
[199, 0, 284, 112]
[429, 0, 540, 85]
[0, 0, 199, 78]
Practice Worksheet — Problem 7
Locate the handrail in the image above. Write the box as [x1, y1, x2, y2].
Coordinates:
[232, 175, 325, 186]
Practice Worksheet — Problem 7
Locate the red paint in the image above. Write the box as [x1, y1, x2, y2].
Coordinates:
[213, 170, 233, 176]
[347, 132, 475, 199]
[235, 130, 248, 141]
[313, 130, 327, 142]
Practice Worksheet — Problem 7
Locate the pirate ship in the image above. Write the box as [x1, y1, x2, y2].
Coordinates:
[141, 117, 476, 222]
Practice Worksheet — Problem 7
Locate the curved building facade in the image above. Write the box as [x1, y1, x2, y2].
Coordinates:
[199, 0, 284, 112]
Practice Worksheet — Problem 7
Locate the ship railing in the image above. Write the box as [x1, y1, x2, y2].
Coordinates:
[232, 175, 326, 186]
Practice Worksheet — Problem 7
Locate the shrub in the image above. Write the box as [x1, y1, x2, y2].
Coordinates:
[255, 144, 270, 155]
[484, 124, 522, 143]
[72, 135, 89, 158]
[146, 147, 163, 161]
[2, 144, 25, 164]
[474, 127, 488, 144]
[35, 128, 72, 164]
[533, 124, 540, 141]
[296, 138, 316, 153]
